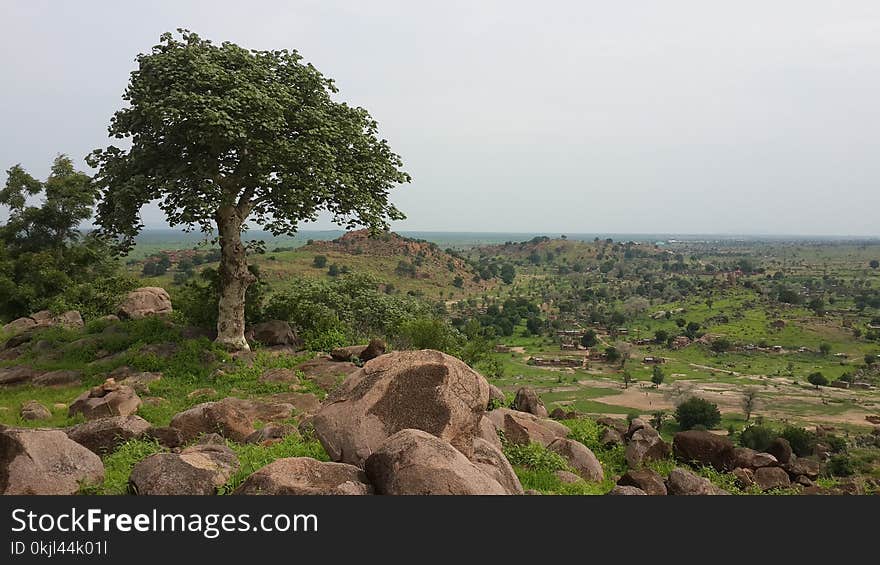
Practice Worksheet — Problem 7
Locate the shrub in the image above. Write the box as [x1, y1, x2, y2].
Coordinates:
[827, 454, 855, 477]
[312, 255, 327, 268]
[780, 426, 816, 457]
[395, 317, 463, 353]
[739, 424, 778, 452]
[807, 372, 828, 389]
[674, 397, 721, 430]
[502, 441, 568, 472]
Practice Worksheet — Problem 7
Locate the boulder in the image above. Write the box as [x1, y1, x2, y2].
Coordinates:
[486, 408, 569, 447]
[0, 365, 39, 386]
[129, 443, 239, 495]
[330, 338, 386, 362]
[733, 467, 755, 488]
[608, 485, 648, 495]
[795, 475, 815, 488]
[754, 466, 791, 491]
[248, 320, 300, 347]
[555, 470, 582, 484]
[119, 372, 162, 394]
[68, 379, 141, 420]
[666, 467, 729, 495]
[470, 437, 524, 495]
[547, 438, 604, 482]
[600, 427, 624, 447]
[626, 417, 650, 438]
[597, 417, 629, 435]
[2, 317, 37, 334]
[784, 457, 821, 480]
[0, 427, 104, 494]
[295, 356, 359, 392]
[54, 310, 84, 329]
[259, 368, 300, 385]
[364, 429, 508, 495]
[265, 393, 320, 417]
[766, 437, 794, 464]
[513, 387, 548, 418]
[477, 415, 502, 450]
[117, 287, 173, 320]
[170, 399, 256, 443]
[672, 430, 734, 471]
[32, 369, 82, 386]
[234, 457, 372, 495]
[488, 384, 505, 405]
[729, 447, 778, 470]
[313, 349, 490, 467]
[244, 423, 300, 445]
[66, 416, 152, 454]
[625, 427, 671, 468]
[618, 469, 667, 495]
[143, 426, 185, 449]
[20, 400, 51, 421]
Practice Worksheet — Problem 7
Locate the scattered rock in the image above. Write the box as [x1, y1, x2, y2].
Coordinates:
[2, 317, 37, 334]
[314, 349, 490, 467]
[330, 338, 386, 362]
[609, 485, 648, 495]
[513, 387, 548, 418]
[555, 470, 582, 484]
[729, 447, 778, 470]
[486, 408, 569, 447]
[547, 438, 604, 482]
[488, 383, 505, 405]
[0, 427, 104, 494]
[364, 429, 508, 495]
[477, 415, 503, 450]
[600, 427, 624, 447]
[32, 369, 82, 386]
[754, 466, 791, 491]
[66, 415, 152, 454]
[766, 437, 793, 465]
[795, 475, 815, 488]
[618, 469, 667, 495]
[129, 443, 239, 495]
[245, 424, 300, 444]
[625, 427, 671, 468]
[20, 400, 51, 420]
[471, 437, 525, 494]
[666, 467, 729, 495]
[597, 417, 629, 435]
[170, 399, 256, 443]
[259, 368, 300, 385]
[733, 467, 755, 488]
[68, 379, 141, 420]
[626, 417, 650, 438]
[266, 393, 320, 416]
[0, 365, 40, 386]
[143, 426, 185, 449]
[294, 356, 358, 392]
[54, 310, 84, 329]
[117, 287, 173, 320]
[119, 372, 162, 394]
[235, 457, 372, 495]
[187, 388, 217, 399]
[248, 320, 301, 347]
[784, 457, 821, 480]
[672, 430, 734, 471]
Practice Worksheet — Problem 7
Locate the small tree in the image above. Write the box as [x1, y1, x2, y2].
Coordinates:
[818, 342, 832, 356]
[710, 337, 731, 353]
[622, 370, 632, 389]
[870, 259, 879, 270]
[651, 365, 665, 387]
[312, 255, 328, 269]
[88, 30, 410, 350]
[674, 397, 721, 430]
[741, 387, 759, 421]
[327, 264, 340, 277]
[604, 346, 621, 363]
[807, 371, 828, 389]
[654, 329, 669, 344]
[580, 329, 598, 348]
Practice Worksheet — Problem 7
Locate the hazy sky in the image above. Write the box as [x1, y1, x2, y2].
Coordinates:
[2, 1, 879, 235]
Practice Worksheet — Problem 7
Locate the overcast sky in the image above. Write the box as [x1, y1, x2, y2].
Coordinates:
[2, 1, 879, 236]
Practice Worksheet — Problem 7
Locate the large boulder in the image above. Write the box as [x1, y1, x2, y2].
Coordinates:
[486, 408, 569, 447]
[170, 400, 253, 443]
[313, 349, 490, 467]
[129, 443, 239, 495]
[294, 356, 358, 392]
[234, 458, 372, 495]
[32, 369, 81, 386]
[470, 437, 524, 495]
[488, 384, 505, 405]
[784, 457, 821, 480]
[477, 415, 503, 450]
[627, 417, 651, 438]
[364, 429, 508, 495]
[618, 469, 668, 496]
[0, 427, 104, 494]
[117, 287, 173, 320]
[766, 437, 794, 464]
[66, 416, 152, 454]
[547, 438, 603, 482]
[68, 379, 141, 420]
[513, 387, 548, 418]
[0, 365, 40, 386]
[2, 317, 37, 334]
[330, 338, 386, 363]
[672, 430, 734, 471]
[729, 447, 778, 470]
[625, 427, 671, 468]
[608, 485, 648, 495]
[666, 467, 729, 495]
[20, 400, 51, 421]
[597, 417, 629, 436]
[53, 310, 84, 329]
[754, 466, 791, 491]
[118, 372, 162, 394]
[247, 320, 301, 347]
[600, 427, 624, 447]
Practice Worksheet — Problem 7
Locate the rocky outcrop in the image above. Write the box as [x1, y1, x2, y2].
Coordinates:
[625, 426, 670, 467]
[672, 430, 735, 471]
[0, 427, 104, 494]
[129, 443, 239, 495]
[330, 338, 386, 362]
[364, 429, 508, 495]
[234, 458, 372, 495]
[68, 379, 141, 420]
[766, 437, 793, 464]
[2, 310, 83, 334]
[486, 408, 569, 447]
[66, 416, 152, 454]
[313, 349, 489, 467]
[754, 466, 791, 491]
[666, 467, 729, 495]
[169, 397, 295, 443]
[117, 287, 173, 320]
[258, 368, 300, 385]
[618, 469, 667, 496]
[0, 365, 40, 385]
[470, 437, 524, 495]
[32, 369, 82, 386]
[294, 356, 358, 392]
[247, 320, 301, 347]
[513, 387, 548, 418]
[547, 438, 603, 482]
[729, 447, 778, 470]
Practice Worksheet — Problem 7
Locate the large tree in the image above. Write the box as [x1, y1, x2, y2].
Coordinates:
[88, 30, 410, 350]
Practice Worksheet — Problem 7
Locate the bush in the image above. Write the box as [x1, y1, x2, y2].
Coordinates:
[827, 454, 855, 477]
[395, 317, 463, 353]
[807, 372, 828, 389]
[780, 426, 816, 457]
[739, 424, 778, 452]
[502, 441, 568, 473]
[312, 255, 327, 268]
[674, 397, 721, 430]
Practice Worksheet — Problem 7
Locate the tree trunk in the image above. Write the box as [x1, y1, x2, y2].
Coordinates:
[215, 205, 256, 351]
